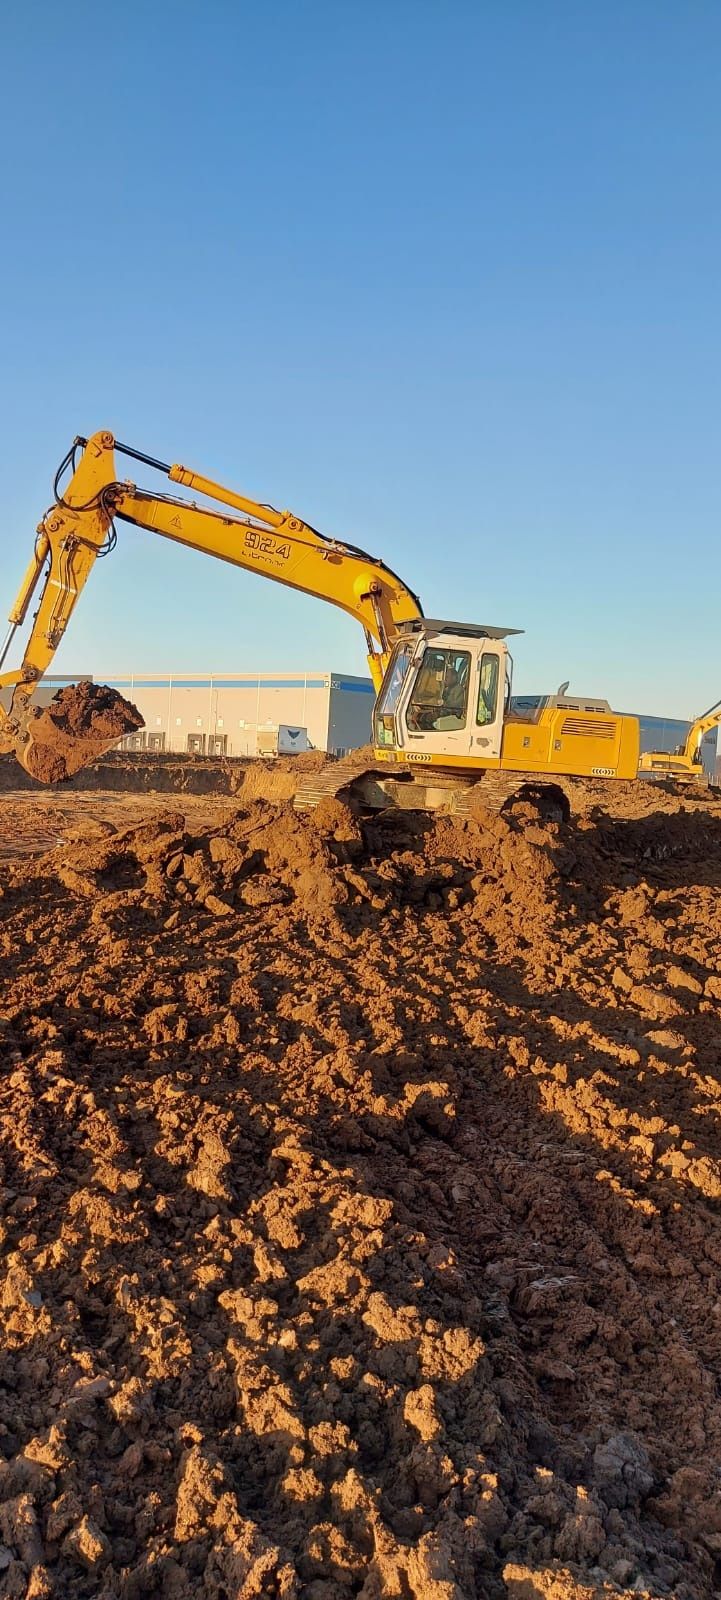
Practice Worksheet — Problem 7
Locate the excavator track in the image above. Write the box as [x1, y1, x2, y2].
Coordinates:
[292, 752, 380, 812]
[293, 758, 598, 820]
[450, 773, 671, 820]
[292, 758, 682, 822]
[450, 771, 571, 820]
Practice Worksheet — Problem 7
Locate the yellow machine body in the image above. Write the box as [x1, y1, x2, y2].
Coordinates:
[373, 707, 640, 780]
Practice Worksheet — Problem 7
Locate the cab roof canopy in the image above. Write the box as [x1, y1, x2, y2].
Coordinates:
[397, 619, 523, 641]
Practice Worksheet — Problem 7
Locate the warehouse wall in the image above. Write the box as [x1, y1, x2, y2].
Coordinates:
[101, 671, 378, 756]
[106, 674, 333, 754]
[328, 674, 375, 754]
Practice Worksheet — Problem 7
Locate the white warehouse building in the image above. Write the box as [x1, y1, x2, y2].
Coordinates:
[100, 670, 376, 756]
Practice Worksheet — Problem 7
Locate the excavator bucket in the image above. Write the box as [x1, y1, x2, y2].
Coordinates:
[8, 682, 143, 784]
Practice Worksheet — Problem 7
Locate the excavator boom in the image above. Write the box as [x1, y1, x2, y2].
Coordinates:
[0, 431, 423, 777]
[687, 697, 721, 762]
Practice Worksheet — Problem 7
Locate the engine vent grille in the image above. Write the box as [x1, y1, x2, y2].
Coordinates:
[561, 717, 616, 740]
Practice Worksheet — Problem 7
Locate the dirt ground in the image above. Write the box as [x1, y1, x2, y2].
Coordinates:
[2, 769, 721, 1599]
[0, 749, 326, 860]
[0, 750, 327, 800]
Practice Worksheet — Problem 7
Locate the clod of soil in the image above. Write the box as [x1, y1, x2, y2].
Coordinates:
[2, 789, 721, 1597]
[18, 682, 144, 784]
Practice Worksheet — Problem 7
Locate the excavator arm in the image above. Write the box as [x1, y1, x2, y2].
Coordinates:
[683, 698, 721, 765]
[0, 430, 423, 773]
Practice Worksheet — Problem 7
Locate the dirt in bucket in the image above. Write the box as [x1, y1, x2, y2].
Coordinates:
[18, 681, 144, 783]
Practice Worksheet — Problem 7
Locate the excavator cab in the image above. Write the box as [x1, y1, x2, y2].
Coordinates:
[373, 621, 517, 764]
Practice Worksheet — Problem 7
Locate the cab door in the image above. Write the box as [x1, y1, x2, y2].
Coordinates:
[470, 646, 504, 761]
[400, 641, 474, 760]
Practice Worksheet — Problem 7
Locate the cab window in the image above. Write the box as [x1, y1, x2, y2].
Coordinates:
[374, 643, 414, 745]
[376, 644, 413, 716]
[406, 648, 471, 732]
[477, 652, 500, 726]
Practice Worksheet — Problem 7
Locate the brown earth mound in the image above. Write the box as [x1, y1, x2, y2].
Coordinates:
[1, 796, 721, 1597]
[20, 683, 144, 784]
[0, 747, 328, 799]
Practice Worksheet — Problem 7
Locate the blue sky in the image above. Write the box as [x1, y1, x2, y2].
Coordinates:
[1, 1, 719, 717]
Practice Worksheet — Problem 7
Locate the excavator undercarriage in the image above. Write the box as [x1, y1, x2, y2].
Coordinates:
[292, 750, 574, 822]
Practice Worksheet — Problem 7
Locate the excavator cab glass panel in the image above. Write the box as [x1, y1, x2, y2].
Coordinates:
[374, 642, 414, 745]
[406, 648, 471, 732]
[504, 654, 513, 715]
[506, 693, 548, 726]
[477, 653, 500, 726]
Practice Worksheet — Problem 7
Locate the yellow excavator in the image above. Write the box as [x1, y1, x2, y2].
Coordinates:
[0, 429, 643, 817]
[638, 699, 721, 785]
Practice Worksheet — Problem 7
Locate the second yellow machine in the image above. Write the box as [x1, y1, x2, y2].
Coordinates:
[0, 430, 641, 815]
